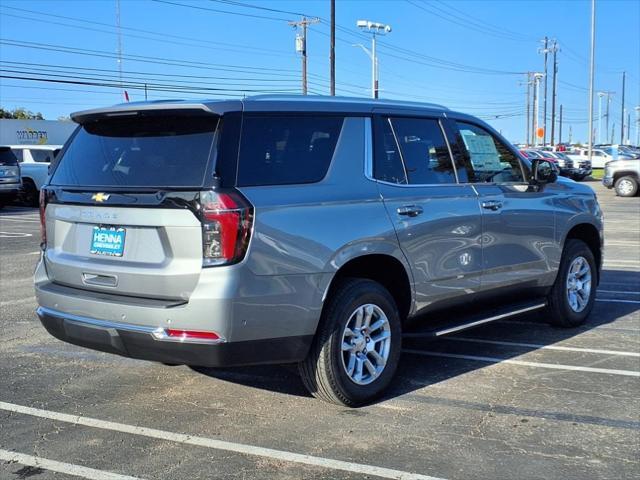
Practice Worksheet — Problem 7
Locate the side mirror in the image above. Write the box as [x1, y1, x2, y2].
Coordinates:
[531, 159, 558, 184]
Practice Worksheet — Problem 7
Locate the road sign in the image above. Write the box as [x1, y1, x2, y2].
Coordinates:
[536, 127, 544, 139]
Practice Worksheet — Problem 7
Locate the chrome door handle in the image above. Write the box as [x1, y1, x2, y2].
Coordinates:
[481, 200, 503, 211]
[397, 205, 424, 217]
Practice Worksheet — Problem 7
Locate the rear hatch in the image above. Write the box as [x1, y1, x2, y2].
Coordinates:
[42, 112, 220, 300]
[0, 147, 21, 185]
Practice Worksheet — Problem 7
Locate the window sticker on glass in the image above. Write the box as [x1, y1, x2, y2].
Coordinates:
[458, 129, 502, 171]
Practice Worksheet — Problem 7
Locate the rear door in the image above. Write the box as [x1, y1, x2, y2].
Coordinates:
[449, 119, 559, 292]
[372, 115, 482, 312]
[44, 113, 219, 300]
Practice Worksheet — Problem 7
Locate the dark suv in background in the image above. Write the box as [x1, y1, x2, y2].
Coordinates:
[35, 96, 603, 406]
[0, 146, 22, 208]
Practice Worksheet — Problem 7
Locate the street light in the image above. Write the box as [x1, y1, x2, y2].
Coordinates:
[356, 20, 392, 99]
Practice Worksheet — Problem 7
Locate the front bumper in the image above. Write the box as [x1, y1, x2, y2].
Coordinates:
[602, 176, 614, 188]
[0, 181, 20, 196]
[37, 306, 313, 367]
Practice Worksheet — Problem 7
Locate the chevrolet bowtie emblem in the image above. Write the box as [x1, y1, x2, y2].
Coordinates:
[91, 193, 110, 202]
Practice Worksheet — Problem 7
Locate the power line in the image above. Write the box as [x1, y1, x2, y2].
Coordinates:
[152, 0, 292, 22]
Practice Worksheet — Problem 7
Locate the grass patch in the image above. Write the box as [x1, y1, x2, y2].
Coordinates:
[590, 169, 604, 180]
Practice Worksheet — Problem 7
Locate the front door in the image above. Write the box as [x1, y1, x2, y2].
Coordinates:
[449, 119, 559, 292]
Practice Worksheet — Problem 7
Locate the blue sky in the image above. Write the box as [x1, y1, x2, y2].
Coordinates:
[0, 0, 638, 144]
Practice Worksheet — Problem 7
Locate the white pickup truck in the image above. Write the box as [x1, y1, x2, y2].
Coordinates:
[5, 145, 61, 206]
[567, 147, 634, 169]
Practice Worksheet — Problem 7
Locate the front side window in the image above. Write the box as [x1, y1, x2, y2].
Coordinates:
[237, 115, 343, 186]
[455, 121, 524, 183]
[373, 116, 456, 185]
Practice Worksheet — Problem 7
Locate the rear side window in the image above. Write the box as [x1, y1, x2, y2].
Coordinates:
[51, 116, 218, 188]
[390, 117, 456, 185]
[237, 115, 343, 186]
[373, 117, 407, 184]
[29, 149, 55, 163]
[0, 148, 20, 165]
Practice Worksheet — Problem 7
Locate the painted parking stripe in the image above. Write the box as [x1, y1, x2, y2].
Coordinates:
[0, 449, 141, 480]
[0, 217, 41, 223]
[0, 232, 33, 238]
[597, 290, 640, 295]
[499, 320, 640, 334]
[446, 337, 640, 357]
[403, 350, 640, 377]
[0, 401, 447, 480]
[0, 296, 35, 307]
[596, 298, 640, 304]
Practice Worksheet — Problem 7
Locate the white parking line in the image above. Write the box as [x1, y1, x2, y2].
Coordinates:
[0, 448, 141, 480]
[598, 290, 640, 295]
[596, 298, 640, 304]
[403, 350, 640, 377]
[445, 337, 640, 357]
[0, 297, 35, 307]
[0, 401, 447, 480]
[0, 217, 40, 223]
[0, 232, 33, 238]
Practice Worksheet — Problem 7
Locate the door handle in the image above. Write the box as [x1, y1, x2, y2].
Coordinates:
[481, 200, 503, 211]
[397, 205, 424, 217]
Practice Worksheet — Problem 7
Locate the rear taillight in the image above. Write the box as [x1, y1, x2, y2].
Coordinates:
[200, 190, 253, 267]
[39, 188, 47, 249]
[152, 328, 223, 344]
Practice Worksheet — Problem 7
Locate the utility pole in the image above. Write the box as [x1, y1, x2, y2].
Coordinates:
[636, 106, 640, 145]
[605, 92, 613, 142]
[532, 73, 544, 146]
[626, 112, 630, 145]
[620, 71, 625, 144]
[597, 92, 605, 144]
[356, 20, 392, 99]
[290, 17, 320, 95]
[587, 0, 595, 161]
[521, 72, 532, 145]
[569, 125, 573, 144]
[330, 0, 335, 96]
[611, 123, 615, 145]
[115, 0, 125, 101]
[550, 40, 559, 145]
[540, 36, 549, 145]
[559, 104, 563, 145]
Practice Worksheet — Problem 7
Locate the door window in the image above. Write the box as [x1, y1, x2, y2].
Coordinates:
[455, 121, 525, 183]
[373, 117, 456, 185]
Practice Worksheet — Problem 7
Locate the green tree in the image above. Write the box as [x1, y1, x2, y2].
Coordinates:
[0, 107, 44, 120]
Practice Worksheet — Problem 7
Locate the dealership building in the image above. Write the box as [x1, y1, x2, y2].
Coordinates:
[0, 119, 76, 146]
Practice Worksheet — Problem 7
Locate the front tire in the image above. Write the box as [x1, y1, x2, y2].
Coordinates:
[546, 239, 596, 327]
[299, 278, 401, 407]
[614, 176, 638, 197]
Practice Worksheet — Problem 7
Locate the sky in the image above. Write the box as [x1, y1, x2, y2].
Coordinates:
[0, 0, 638, 144]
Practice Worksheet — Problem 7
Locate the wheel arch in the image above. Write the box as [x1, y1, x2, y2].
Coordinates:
[563, 222, 602, 284]
[322, 253, 414, 324]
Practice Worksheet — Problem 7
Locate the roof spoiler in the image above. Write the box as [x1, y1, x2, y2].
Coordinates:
[70, 102, 219, 124]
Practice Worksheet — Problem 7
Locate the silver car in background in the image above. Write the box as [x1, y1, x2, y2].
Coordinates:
[34, 96, 604, 406]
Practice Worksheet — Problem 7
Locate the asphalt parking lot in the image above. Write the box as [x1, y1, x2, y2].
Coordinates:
[0, 180, 638, 480]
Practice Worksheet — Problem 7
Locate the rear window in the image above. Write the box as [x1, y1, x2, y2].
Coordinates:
[237, 115, 344, 186]
[51, 116, 218, 188]
[0, 147, 19, 166]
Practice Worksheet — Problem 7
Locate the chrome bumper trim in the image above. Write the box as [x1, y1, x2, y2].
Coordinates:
[36, 306, 226, 344]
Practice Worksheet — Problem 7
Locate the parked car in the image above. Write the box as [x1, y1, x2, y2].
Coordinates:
[35, 96, 604, 406]
[544, 151, 591, 181]
[568, 147, 633, 169]
[603, 158, 640, 197]
[0, 146, 22, 208]
[6, 145, 62, 206]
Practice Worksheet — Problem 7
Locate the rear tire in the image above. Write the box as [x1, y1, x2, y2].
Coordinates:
[614, 176, 638, 197]
[546, 239, 596, 327]
[19, 178, 39, 207]
[299, 278, 401, 407]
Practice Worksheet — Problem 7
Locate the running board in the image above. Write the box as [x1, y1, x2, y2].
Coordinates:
[403, 301, 547, 338]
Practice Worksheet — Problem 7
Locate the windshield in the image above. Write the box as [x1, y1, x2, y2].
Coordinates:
[51, 115, 219, 188]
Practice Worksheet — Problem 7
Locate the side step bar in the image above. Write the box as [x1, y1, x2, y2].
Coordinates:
[403, 301, 547, 338]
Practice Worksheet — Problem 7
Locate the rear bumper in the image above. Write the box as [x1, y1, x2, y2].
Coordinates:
[37, 306, 313, 367]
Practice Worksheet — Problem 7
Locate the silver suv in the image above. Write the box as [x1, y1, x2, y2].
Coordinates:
[35, 96, 604, 406]
[603, 158, 640, 197]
